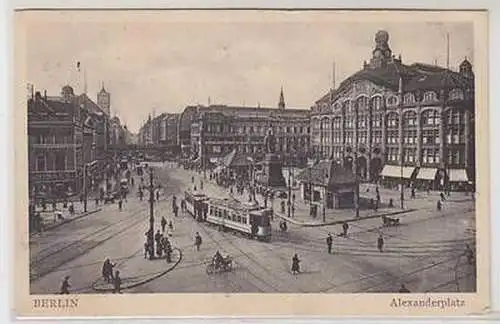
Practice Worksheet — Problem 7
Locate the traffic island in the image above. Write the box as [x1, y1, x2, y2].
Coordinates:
[91, 247, 183, 292]
[274, 208, 417, 227]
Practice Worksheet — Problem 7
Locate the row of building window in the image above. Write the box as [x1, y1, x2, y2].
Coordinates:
[204, 124, 310, 135]
[35, 153, 67, 171]
[324, 89, 466, 111]
[313, 109, 468, 130]
[318, 129, 467, 146]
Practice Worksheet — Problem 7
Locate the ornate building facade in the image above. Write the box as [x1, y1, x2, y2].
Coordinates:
[185, 89, 311, 167]
[310, 30, 475, 190]
[28, 85, 107, 201]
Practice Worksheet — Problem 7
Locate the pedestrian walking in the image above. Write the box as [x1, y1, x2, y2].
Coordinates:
[191, 176, 195, 183]
[60, 276, 71, 294]
[342, 222, 349, 237]
[200, 180, 204, 190]
[168, 220, 173, 231]
[161, 217, 167, 233]
[156, 190, 160, 201]
[194, 232, 202, 251]
[399, 283, 410, 293]
[437, 200, 442, 211]
[411, 188, 416, 199]
[113, 271, 122, 294]
[291, 254, 301, 275]
[377, 234, 384, 252]
[465, 244, 475, 265]
[291, 204, 295, 218]
[118, 199, 123, 211]
[440, 192, 446, 202]
[95, 197, 99, 206]
[102, 258, 115, 283]
[144, 241, 149, 259]
[326, 233, 333, 254]
[281, 200, 285, 213]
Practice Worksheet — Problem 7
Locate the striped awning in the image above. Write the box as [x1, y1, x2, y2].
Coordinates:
[417, 168, 438, 180]
[449, 169, 469, 182]
[380, 165, 401, 178]
[402, 167, 416, 179]
[380, 165, 416, 179]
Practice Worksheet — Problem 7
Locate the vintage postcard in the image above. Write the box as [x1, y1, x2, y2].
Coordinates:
[14, 9, 489, 317]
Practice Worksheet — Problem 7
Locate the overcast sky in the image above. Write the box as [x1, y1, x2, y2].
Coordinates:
[21, 11, 474, 133]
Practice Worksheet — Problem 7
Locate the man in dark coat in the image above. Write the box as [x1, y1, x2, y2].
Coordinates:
[326, 233, 333, 254]
[161, 217, 167, 233]
[113, 271, 122, 294]
[194, 232, 202, 251]
[377, 234, 384, 252]
[291, 254, 301, 275]
[60, 276, 71, 294]
[399, 284, 410, 293]
[342, 222, 349, 237]
[102, 258, 115, 283]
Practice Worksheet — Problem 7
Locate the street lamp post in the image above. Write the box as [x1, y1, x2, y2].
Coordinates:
[287, 159, 292, 218]
[148, 167, 155, 259]
[354, 151, 360, 218]
[400, 161, 404, 209]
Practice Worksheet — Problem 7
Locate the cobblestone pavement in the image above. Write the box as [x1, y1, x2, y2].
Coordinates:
[29, 163, 476, 294]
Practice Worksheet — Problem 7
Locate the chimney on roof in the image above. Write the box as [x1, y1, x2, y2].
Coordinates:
[44, 90, 47, 100]
[35, 91, 42, 101]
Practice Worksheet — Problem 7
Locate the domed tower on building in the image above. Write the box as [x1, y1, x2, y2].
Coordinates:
[278, 86, 286, 110]
[459, 57, 474, 79]
[61, 85, 75, 103]
[97, 82, 111, 116]
[369, 30, 393, 69]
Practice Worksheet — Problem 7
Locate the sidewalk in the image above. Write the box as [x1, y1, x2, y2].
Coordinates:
[32, 202, 102, 235]
[91, 248, 182, 292]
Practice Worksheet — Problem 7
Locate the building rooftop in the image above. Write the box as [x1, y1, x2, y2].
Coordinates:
[296, 159, 357, 188]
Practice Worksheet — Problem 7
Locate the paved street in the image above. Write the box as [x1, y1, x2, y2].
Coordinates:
[30, 163, 476, 294]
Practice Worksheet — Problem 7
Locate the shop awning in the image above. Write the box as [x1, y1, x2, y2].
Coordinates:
[380, 165, 401, 178]
[402, 167, 416, 179]
[417, 168, 438, 180]
[449, 169, 469, 182]
[380, 165, 415, 179]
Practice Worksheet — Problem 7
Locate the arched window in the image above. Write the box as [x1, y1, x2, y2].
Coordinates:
[386, 95, 399, 107]
[345, 100, 354, 114]
[357, 96, 369, 111]
[372, 96, 383, 110]
[449, 88, 464, 101]
[403, 111, 417, 127]
[423, 91, 438, 102]
[403, 93, 416, 105]
[386, 112, 399, 128]
[421, 109, 440, 126]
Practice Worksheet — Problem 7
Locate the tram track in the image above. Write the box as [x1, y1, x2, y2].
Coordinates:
[30, 179, 177, 282]
[195, 221, 281, 293]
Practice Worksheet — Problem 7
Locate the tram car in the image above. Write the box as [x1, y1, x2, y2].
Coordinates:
[184, 190, 209, 220]
[205, 197, 272, 242]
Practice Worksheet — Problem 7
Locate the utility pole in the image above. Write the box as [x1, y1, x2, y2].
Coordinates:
[288, 161, 292, 218]
[148, 167, 155, 259]
[355, 150, 360, 218]
[83, 163, 87, 212]
[400, 161, 404, 209]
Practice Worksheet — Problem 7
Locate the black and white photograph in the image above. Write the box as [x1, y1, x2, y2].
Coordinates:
[14, 9, 490, 317]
